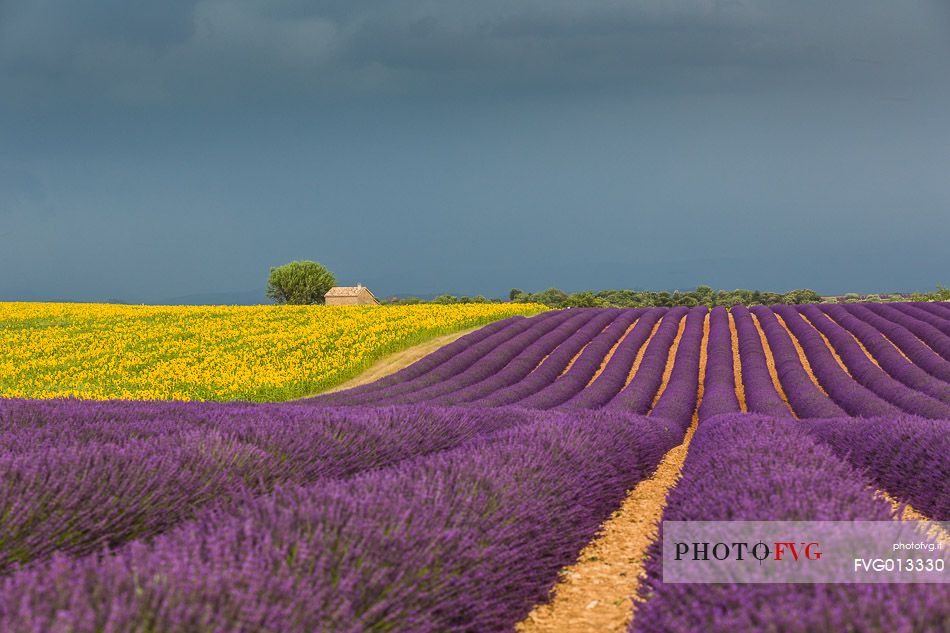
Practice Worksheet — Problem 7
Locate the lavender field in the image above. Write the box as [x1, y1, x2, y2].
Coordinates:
[2, 302, 950, 632]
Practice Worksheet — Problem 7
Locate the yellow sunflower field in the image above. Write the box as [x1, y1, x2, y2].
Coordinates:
[0, 302, 545, 401]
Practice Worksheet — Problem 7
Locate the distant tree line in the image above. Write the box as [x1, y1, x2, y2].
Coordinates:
[383, 284, 950, 308]
[506, 286, 824, 308]
[828, 285, 950, 304]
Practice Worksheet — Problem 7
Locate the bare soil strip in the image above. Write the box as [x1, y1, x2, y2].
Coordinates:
[559, 342, 592, 376]
[648, 315, 689, 409]
[317, 326, 482, 395]
[819, 312, 882, 368]
[558, 321, 615, 378]
[728, 312, 748, 412]
[621, 319, 664, 390]
[878, 331, 914, 363]
[586, 320, 640, 387]
[877, 491, 950, 548]
[517, 316, 707, 633]
[831, 310, 935, 371]
[911, 331, 941, 356]
[771, 312, 831, 396]
[795, 312, 853, 376]
[699, 312, 709, 405]
[749, 313, 798, 410]
[533, 352, 554, 374]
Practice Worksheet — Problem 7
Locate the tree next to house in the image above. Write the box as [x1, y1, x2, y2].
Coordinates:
[266, 261, 336, 305]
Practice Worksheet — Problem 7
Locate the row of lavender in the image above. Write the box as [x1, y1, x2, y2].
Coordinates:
[312, 302, 950, 422]
[631, 414, 950, 632]
[2, 398, 946, 631]
[0, 401, 552, 572]
[0, 401, 682, 632]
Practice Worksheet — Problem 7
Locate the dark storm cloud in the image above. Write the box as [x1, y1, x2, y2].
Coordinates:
[2, 0, 941, 108]
[0, 166, 45, 209]
[0, 1, 948, 301]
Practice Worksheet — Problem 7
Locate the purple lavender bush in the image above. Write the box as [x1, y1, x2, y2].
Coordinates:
[843, 304, 950, 383]
[474, 309, 638, 408]
[914, 302, 950, 320]
[748, 307, 845, 418]
[555, 308, 665, 410]
[864, 303, 950, 363]
[630, 414, 949, 633]
[606, 307, 689, 412]
[893, 303, 950, 338]
[0, 401, 540, 570]
[697, 306, 741, 421]
[798, 305, 950, 418]
[317, 311, 562, 405]
[430, 309, 601, 405]
[766, 305, 900, 417]
[310, 316, 525, 403]
[649, 306, 707, 430]
[373, 310, 579, 405]
[729, 306, 794, 417]
[0, 410, 683, 633]
[820, 304, 950, 404]
[800, 414, 950, 520]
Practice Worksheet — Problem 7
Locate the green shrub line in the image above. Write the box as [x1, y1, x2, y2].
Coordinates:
[384, 284, 950, 309]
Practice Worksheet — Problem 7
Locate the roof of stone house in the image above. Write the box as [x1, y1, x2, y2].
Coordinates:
[325, 285, 377, 299]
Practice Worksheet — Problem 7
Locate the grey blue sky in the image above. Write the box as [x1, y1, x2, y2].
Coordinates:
[2, 1, 949, 302]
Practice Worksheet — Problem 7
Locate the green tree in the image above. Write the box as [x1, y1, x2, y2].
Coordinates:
[533, 288, 570, 307]
[565, 292, 603, 308]
[266, 260, 336, 305]
[782, 289, 823, 304]
[509, 288, 525, 301]
[695, 285, 714, 304]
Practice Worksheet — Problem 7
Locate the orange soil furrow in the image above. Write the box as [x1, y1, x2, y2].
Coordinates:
[648, 315, 688, 410]
[878, 331, 914, 363]
[727, 311, 747, 412]
[532, 352, 554, 375]
[621, 319, 663, 390]
[517, 319, 707, 633]
[812, 310, 883, 369]
[558, 321, 615, 378]
[749, 312, 798, 409]
[911, 331, 940, 356]
[585, 320, 640, 387]
[877, 491, 950, 548]
[770, 312, 830, 396]
[797, 312, 853, 376]
[697, 312, 709, 408]
[865, 308, 944, 356]
[557, 344, 588, 377]
[846, 309, 924, 363]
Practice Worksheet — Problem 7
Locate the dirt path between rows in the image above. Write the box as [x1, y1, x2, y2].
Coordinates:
[517, 313, 707, 633]
[314, 326, 482, 396]
[878, 490, 950, 547]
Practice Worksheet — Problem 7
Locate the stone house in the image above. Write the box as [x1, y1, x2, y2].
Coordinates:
[324, 284, 380, 306]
